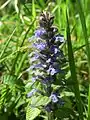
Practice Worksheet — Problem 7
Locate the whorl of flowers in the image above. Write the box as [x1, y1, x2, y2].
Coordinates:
[28, 12, 65, 112]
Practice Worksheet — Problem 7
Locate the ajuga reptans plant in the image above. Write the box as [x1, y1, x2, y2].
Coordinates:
[28, 12, 66, 114]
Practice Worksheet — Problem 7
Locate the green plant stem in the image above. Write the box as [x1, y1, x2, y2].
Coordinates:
[47, 112, 54, 120]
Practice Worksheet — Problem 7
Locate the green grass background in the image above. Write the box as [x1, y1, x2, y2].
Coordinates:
[0, 0, 90, 120]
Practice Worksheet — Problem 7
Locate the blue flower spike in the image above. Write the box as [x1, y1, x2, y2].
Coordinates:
[28, 12, 66, 112]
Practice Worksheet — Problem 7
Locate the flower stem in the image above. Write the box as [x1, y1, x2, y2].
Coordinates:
[47, 112, 54, 120]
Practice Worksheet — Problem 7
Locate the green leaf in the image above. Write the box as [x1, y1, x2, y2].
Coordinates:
[31, 96, 50, 107]
[55, 107, 76, 119]
[2, 74, 24, 86]
[15, 96, 25, 109]
[26, 106, 41, 120]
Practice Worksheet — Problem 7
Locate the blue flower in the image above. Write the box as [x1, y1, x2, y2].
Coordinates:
[33, 42, 47, 51]
[28, 12, 66, 112]
[47, 66, 60, 75]
[30, 64, 43, 69]
[35, 28, 46, 38]
[27, 89, 37, 97]
[32, 76, 39, 82]
[31, 54, 39, 62]
[50, 93, 58, 103]
[46, 58, 51, 63]
[50, 45, 59, 54]
[44, 103, 53, 112]
[42, 76, 54, 85]
[54, 35, 64, 43]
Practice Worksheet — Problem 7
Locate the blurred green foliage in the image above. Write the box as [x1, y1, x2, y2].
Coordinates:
[0, 0, 90, 120]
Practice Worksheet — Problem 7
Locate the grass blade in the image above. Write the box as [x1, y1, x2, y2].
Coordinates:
[0, 0, 11, 10]
[32, 0, 36, 28]
[75, 1, 90, 119]
[0, 28, 16, 59]
[10, 19, 35, 74]
[66, 11, 83, 120]
[15, 52, 27, 76]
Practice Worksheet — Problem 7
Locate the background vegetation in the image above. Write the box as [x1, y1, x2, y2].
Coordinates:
[0, 0, 90, 120]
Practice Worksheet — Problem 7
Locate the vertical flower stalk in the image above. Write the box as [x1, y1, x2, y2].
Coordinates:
[28, 12, 66, 119]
